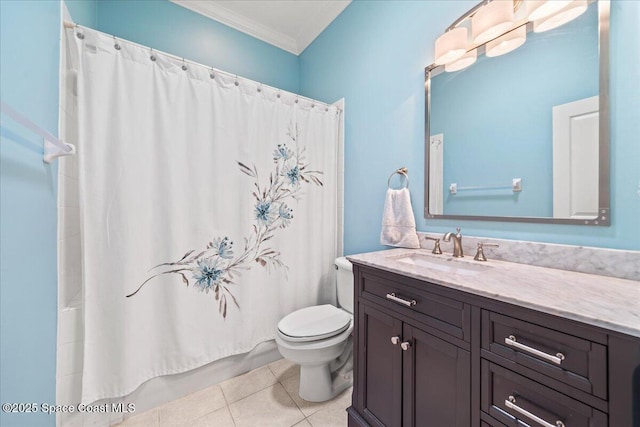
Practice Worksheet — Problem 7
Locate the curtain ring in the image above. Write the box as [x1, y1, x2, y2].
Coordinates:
[150, 48, 156, 62]
[113, 36, 121, 51]
[234, 75, 239, 86]
[210, 68, 215, 79]
[181, 58, 187, 71]
[257, 84, 262, 93]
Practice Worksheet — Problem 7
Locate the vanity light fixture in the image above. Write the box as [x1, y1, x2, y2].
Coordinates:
[472, 0, 515, 45]
[445, 49, 478, 72]
[533, 0, 588, 33]
[433, 0, 592, 73]
[434, 27, 469, 65]
[525, 0, 573, 21]
[486, 25, 527, 57]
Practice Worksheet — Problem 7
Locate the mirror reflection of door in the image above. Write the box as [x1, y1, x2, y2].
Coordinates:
[552, 96, 599, 219]
[429, 134, 444, 215]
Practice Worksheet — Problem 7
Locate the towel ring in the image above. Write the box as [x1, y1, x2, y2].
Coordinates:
[387, 167, 409, 189]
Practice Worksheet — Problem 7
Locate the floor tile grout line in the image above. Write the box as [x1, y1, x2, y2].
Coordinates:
[274, 377, 307, 425]
[224, 376, 280, 408]
[219, 384, 231, 407]
[278, 378, 346, 424]
[227, 381, 304, 427]
[278, 376, 307, 415]
[267, 362, 284, 382]
[224, 402, 237, 427]
[219, 386, 238, 427]
[156, 385, 230, 427]
[220, 386, 239, 427]
[267, 358, 312, 421]
[278, 376, 332, 420]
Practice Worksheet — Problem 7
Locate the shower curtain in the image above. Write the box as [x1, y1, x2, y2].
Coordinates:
[61, 27, 340, 403]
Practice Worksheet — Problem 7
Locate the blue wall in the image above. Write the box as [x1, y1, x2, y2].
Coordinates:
[95, 0, 299, 93]
[66, 0, 97, 27]
[0, 1, 75, 425]
[432, 5, 598, 217]
[300, 0, 640, 254]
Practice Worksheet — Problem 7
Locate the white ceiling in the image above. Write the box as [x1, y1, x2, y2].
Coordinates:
[170, 0, 351, 55]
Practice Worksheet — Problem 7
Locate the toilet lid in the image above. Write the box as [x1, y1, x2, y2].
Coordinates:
[278, 304, 352, 342]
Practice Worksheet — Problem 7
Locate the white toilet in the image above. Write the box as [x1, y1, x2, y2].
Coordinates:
[275, 257, 354, 402]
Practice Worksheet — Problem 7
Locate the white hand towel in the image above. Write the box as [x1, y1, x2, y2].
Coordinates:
[380, 188, 421, 248]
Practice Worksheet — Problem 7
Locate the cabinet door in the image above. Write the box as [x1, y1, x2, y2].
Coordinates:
[357, 302, 403, 427]
[402, 324, 471, 427]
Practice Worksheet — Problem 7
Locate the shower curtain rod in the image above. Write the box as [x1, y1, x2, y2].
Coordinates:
[63, 20, 341, 112]
[0, 101, 76, 163]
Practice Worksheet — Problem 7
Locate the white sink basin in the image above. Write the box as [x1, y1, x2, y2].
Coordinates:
[390, 253, 491, 276]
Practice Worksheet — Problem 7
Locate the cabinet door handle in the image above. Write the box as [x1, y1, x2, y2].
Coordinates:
[504, 335, 565, 365]
[391, 336, 401, 345]
[505, 395, 565, 427]
[386, 292, 417, 307]
[400, 341, 411, 351]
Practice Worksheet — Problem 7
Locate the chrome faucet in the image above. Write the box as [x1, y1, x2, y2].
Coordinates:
[443, 227, 463, 257]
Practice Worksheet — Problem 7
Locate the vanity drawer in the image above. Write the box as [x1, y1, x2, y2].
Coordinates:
[482, 360, 607, 427]
[482, 311, 607, 399]
[359, 270, 468, 341]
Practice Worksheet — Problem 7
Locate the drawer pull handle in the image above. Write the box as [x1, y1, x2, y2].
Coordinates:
[400, 341, 412, 351]
[386, 293, 417, 307]
[505, 395, 565, 427]
[391, 336, 401, 345]
[505, 335, 565, 365]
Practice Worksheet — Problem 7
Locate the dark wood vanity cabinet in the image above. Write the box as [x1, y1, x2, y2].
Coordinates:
[348, 264, 640, 427]
[351, 267, 472, 427]
[355, 302, 470, 427]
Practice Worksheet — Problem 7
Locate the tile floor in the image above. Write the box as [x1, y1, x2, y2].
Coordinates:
[116, 358, 352, 427]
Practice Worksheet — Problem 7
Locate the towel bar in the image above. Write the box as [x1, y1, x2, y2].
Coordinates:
[449, 178, 522, 194]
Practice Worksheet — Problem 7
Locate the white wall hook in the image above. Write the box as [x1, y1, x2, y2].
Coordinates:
[44, 139, 76, 163]
[1, 102, 76, 164]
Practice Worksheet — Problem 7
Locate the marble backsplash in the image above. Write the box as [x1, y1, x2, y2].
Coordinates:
[417, 232, 640, 281]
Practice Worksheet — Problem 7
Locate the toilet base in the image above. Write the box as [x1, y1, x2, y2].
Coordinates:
[298, 337, 353, 402]
[276, 317, 354, 403]
[299, 364, 353, 402]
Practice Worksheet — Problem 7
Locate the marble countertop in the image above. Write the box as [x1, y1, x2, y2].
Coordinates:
[347, 248, 640, 338]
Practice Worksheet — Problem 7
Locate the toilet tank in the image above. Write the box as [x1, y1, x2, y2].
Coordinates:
[335, 257, 354, 314]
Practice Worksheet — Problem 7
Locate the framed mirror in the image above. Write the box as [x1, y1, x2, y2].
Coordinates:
[424, 0, 610, 225]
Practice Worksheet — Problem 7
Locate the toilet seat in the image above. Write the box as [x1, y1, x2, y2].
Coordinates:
[278, 304, 352, 343]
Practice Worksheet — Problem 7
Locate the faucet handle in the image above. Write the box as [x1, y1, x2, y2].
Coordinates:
[424, 236, 442, 255]
[474, 242, 499, 262]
